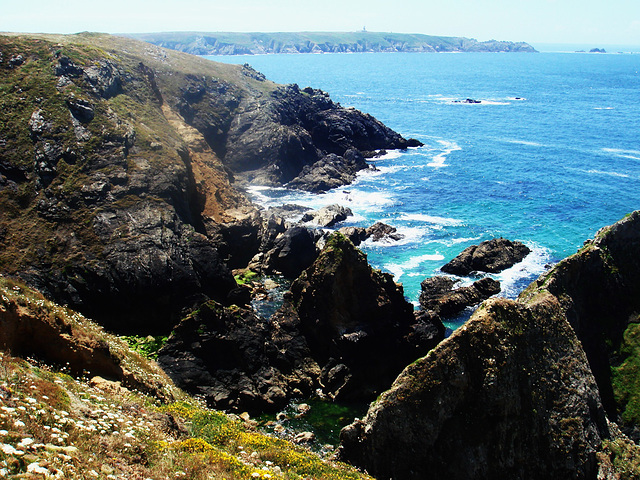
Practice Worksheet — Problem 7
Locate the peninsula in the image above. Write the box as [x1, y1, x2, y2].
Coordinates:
[126, 31, 537, 55]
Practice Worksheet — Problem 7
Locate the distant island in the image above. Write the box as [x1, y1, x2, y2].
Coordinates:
[126, 31, 537, 55]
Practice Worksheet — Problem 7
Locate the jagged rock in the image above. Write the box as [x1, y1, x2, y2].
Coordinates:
[519, 210, 640, 440]
[159, 232, 444, 413]
[339, 296, 609, 480]
[300, 204, 353, 227]
[288, 232, 444, 402]
[158, 300, 319, 413]
[419, 276, 501, 318]
[365, 222, 404, 242]
[66, 96, 95, 122]
[441, 237, 531, 275]
[261, 225, 320, 278]
[339, 211, 640, 479]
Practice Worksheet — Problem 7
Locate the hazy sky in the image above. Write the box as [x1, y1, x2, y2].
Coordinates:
[3, 0, 639, 46]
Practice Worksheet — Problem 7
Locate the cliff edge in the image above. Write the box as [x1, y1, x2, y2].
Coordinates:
[339, 212, 640, 479]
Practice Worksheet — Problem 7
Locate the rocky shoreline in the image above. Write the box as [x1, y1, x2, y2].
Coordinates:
[1, 32, 640, 480]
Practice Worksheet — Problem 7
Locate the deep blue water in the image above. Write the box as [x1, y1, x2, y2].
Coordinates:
[206, 52, 640, 329]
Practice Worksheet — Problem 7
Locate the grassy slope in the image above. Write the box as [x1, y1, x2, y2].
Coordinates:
[0, 278, 372, 479]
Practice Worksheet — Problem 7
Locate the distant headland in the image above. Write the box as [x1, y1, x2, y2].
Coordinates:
[126, 31, 538, 55]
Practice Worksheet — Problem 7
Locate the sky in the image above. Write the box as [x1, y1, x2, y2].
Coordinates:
[2, 0, 640, 47]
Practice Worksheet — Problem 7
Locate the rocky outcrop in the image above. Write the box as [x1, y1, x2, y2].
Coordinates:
[288, 233, 444, 402]
[223, 84, 421, 190]
[419, 276, 501, 318]
[129, 32, 537, 55]
[339, 295, 609, 480]
[519, 211, 640, 440]
[300, 204, 353, 227]
[159, 233, 445, 413]
[339, 212, 640, 479]
[441, 237, 531, 275]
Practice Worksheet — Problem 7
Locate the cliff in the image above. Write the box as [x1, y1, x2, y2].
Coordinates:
[128, 31, 537, 55]
[339, 212, 640, 479]
[0, 32, 416, 333]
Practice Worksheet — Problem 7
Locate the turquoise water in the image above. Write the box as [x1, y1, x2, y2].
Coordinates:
[206, 52, 640, 328]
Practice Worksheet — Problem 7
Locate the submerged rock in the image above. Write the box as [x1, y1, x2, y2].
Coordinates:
[441, 237, 531, 275]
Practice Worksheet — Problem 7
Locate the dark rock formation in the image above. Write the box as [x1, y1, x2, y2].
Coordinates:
[441, 237, 531, 275]
[339, 211, 640, 479]
[339, 296, 609, 480]
[519, 211, 640, 440]
[365, 222, 404, 242]
[419, 275, 501, 318]
[157, 301, 319, 412]
[288, 233, 443, 402]
[159, 232, 445, 413]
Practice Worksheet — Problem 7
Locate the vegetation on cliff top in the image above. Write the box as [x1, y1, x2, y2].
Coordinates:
[0, 278, 373, 479]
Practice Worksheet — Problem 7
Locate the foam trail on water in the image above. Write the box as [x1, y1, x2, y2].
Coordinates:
[602, 148, 640, 161]
[399, 213, 464, 226]
[384, 253, 446, 282]
[428, 140, 461, 168]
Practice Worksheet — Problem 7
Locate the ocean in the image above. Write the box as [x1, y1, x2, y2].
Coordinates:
[205, 51, 640, 329]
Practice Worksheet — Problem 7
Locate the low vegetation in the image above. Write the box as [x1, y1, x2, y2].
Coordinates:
[0, 278, 372, 479]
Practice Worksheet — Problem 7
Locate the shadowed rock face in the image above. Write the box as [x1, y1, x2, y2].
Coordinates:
[339, 212, 640, 479]
[339, 296, 609, 480]
[159, 233, 445, 413]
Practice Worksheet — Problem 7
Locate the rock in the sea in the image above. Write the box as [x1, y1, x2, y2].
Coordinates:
[441, 237, 531, 275]
[300, 204, 353, 227]
[419, 276, 501, 318]
[339, 295, 609, 480]
[365, 222, 404, 242]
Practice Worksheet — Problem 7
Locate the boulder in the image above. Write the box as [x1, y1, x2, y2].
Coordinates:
[441, 238, 531, 275]
[338, 226, 368, 246]
[419, 276, 501, 318]
[365, 222, 404, 242]
[300, 204, 353, 227]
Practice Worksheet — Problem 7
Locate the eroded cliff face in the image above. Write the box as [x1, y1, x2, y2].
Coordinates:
[0, 33, 416, 333]
[339, 212, 640, 479]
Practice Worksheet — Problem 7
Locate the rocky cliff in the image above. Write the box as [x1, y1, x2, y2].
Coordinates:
[129, 31, 537, 55]
[0, 33, 417, 333]
[339, 212, 640, 479]
[158, 233, 445, 413]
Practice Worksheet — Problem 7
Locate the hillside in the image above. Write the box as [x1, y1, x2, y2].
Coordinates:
[127, 31, 537, 55]
[0, 276, 373, 479]
[0, 32, 417, 334]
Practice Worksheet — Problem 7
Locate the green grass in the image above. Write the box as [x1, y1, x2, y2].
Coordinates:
[612, 319, 640, 425]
